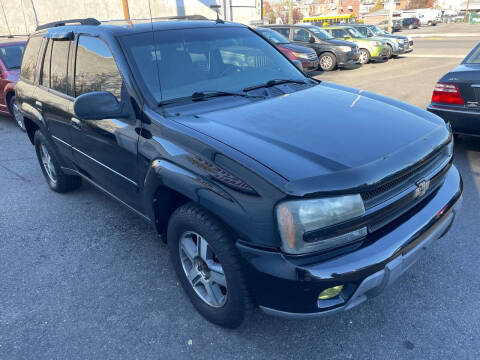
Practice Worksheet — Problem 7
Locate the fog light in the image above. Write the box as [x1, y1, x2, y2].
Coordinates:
[318, 285, 344, 300]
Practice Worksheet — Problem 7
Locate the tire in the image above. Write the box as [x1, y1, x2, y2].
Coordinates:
[34, 130, 82, 193]
[168, 202, 254, 328]
[359, 48, 371, 64]
[386, 44, 393, 59]
[8, 96, 25, 132]
[318, 52, 336, 71]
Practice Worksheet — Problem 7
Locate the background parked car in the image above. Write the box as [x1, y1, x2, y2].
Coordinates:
[377, 19, 402, 33]
[428, 42, 480, 137]
[367, 25, 414, 53]
[263, 24, 359, 71]
[323, 25, 388, 64]
[400, 18, 420, 30]
[254, 27, 319, 73]
[349, 24, 403, 58]
[0, 36, 26, 130]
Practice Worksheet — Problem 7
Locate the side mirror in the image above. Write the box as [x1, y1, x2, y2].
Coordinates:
[74, 91, 129, 120]
[309, 36, 315, 43]
[292, 59, 304, 71]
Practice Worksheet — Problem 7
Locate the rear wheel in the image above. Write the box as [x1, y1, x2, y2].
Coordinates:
[359, 48, 371, 64]
[168, 202, 254, 328]
[318, 52, 336, 71]
[34, 130, 82, 193]
[8, 96, 25, 131]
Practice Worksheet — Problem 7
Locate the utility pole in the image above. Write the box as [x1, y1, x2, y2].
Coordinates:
[122, 0, 131, 20]
[288, 0, 293, 24]
[463, 0, 471, 23]
[387, 0, 394, 33]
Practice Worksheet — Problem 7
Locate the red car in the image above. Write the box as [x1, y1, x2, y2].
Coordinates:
[0, 37, 27, 130]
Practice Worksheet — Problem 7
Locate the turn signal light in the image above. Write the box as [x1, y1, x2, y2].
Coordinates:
[318, 285, 344, 300]
[432, 83, 464, 105]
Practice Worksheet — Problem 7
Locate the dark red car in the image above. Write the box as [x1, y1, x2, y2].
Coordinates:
[0, 37, 27, 130]
[254, 27, 319, 72]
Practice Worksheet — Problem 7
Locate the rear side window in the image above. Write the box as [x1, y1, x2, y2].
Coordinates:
[50, 41, 70, 94]
[292, 29, 310, 42]
[331, 29, 346, 38]
[20, 36, 42, 82]
[75, 36, 123, 100]
[41, 40, 52, 88]
[0, 45, 25, 70]
[275, 28, 290, 38]
[357, 27, 368, 36]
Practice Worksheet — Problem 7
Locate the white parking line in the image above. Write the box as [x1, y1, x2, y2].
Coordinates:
[402, 54, 466, 58]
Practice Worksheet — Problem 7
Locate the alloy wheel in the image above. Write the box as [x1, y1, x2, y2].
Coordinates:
[320, 55, 333, 70]
[40, 143, 57, 184]
[359, 50, 368, 64]
[179, 231, 227, 308]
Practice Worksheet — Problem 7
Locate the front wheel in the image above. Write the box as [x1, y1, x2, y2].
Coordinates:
[318, 52, 336, 71]
[8, 96, 25, 131]
[359, 48, 371, 64]
[386, 44, 393, 59]
[168, 202, 254, 328]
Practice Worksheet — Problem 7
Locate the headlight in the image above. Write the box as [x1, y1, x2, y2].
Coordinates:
[276, 195, 366, 255]
[339, 46, 351, 52]
[397, 39, 404, 44]
[292, 51, 311, 59]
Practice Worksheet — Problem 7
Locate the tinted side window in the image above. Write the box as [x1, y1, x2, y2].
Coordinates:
[275, 28, 290, 38]
[20, 36, 42, 82]
[357, 27, 368, 36]
[50, 40, 70, 94]
[332, 29, 346, 38]
[41, 40, 52, 88]
[293, 29, 310, 42]
[75, 36, 123, 100]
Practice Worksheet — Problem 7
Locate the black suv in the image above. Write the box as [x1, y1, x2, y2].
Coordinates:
[17, 18, 462, 328]
[263, 24, 359, 71]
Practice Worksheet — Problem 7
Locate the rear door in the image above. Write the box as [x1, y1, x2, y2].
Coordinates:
[69, 35, 140, 209]
[34, 36, 76, 167]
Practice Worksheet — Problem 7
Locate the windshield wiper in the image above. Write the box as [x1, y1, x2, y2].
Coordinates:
[243, 79, 310, 92]
[191, 90, 265, 100]
[158, 90, 264, 106]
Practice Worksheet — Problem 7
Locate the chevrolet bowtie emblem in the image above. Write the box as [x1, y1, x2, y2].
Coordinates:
[414, 180, 430, 199]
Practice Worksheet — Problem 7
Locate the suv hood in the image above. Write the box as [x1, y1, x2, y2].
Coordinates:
[326, 39, 357, 48]
[280, 43, 315, 54]
[178, 82, 449, 195]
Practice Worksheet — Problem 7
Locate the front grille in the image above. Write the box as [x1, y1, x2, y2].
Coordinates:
[362, 144, 449, 208]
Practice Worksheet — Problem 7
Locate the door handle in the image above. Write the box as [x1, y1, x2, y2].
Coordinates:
[35, 100, 43, 109]
[71, 117, 82, 129]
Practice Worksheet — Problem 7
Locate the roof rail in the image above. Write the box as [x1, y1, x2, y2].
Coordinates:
[36, 18, 101, 31]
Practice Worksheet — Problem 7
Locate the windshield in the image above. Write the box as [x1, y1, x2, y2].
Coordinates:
[121, 27, 304, 104]
[465, 44, 480, 64]
[256, 28, 289, 44]
[306, 27, 334, 40]
[0, 44, 25, 70]
[346, 28, 365, 39]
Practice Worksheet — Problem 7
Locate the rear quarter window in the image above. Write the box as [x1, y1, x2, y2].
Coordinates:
[20, 36, 43, 82]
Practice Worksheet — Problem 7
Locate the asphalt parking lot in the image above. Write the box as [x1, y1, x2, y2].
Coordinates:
[1, 25, 479, 360]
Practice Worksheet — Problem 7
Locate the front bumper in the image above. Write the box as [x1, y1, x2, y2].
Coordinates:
[300, 59, 319, 73]
[237, 165, 462, 317]
[428, 104, 480, 137]
[337, 51, 360, 66]
[371, 46, 389, 60]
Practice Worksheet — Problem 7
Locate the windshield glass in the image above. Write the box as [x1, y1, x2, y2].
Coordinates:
[0, 44, 25, 69]
[256, 28, 289, 44]
[346, 28, 365, 39]
[465, 44, 480, 64]
[121, 27, 304, 104]
[307, 27, 333, 40]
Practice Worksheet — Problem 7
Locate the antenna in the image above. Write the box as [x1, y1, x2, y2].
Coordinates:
[210, 5, 224, 24]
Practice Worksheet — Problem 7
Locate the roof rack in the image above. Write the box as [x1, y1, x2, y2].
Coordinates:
[36, 18, 101, 31]
[102, 15, 209, 23]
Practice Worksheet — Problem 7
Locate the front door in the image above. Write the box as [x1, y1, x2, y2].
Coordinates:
[69, 35, 141, 210]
